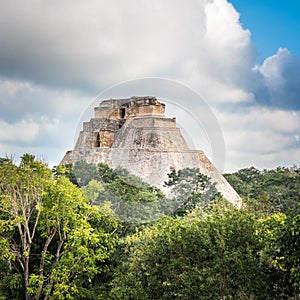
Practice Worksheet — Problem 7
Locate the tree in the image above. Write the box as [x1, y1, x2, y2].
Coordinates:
[164, 168, 221, 216]
[266, 203, 300, 298]
[0, 155, 118, 299]
[110, 208, 274, 299]
[78, 164, 167, 225]
[280, 203, 300, 292]
[72, 160, 101, 187]
[276, 202, 300, 297]
[224, 166, 300, 212]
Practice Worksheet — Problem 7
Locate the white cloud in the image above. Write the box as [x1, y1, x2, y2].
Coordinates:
[254, 48, 300, 109]
[0, 0, 257, 105]
[219, 107, 300, 133]
[0, 79, 91, 121]
[0, 0, 299, 171]
[0, 0, 298, 110]
[204, 0, 254, 73]
[259, 48, 288, 89]
[0, 115, 76, 165]
[225, 148, 300, 172]
[217, 107, 300, 171]
[0, 119, 39, 143]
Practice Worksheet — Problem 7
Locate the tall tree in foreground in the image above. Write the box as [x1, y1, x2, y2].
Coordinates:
[0, 155, 118, 299]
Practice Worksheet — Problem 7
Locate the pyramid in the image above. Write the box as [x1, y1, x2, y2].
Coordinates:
[61, 96, 241, 206]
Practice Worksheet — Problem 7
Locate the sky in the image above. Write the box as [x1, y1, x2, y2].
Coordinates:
[0, 0, 299, 172]
[230, 0, 300, 60]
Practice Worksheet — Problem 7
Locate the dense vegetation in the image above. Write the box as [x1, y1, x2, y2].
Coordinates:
[224, 166, 300, 213]
[0, 156, 299, 299]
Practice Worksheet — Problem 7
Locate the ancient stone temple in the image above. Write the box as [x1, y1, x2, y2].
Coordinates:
[61, 96, 241, 206]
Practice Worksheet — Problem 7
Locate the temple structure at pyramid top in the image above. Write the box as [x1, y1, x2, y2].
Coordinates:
[61, 96, 241, 206]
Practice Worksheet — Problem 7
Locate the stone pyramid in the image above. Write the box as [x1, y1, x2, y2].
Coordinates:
[61, 96, 241, 206]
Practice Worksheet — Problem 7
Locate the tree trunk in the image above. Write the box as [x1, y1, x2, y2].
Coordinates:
[24, 256, 31, 300]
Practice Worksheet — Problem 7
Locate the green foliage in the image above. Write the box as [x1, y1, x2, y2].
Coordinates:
[224, 166, 300, 212]
[81, 179, 104, 204]
[110, 208, 275, 299]
[272, 203, 300, 295]
[0, 155, 118, 299]
[73, 160, 101, 186]
[165, 168, 222, 215]
[52, 163, 78, 184]
[2, 156, 300, 299]
[277, 202, 300, 295]
[63, 161, 168, 223]
[84, 164, 168, 224]
[98, 163, 117, 183]
[104, 189, 164, 225]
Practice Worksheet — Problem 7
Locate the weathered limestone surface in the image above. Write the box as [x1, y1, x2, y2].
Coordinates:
[61, 96, 241, 206]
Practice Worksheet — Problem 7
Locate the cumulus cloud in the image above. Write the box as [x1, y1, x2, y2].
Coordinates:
[217, 107, 300, 171]
[0, 0, 207, 90]
[0, 79, 91, 122]
[0, 0, 257, 104]
[0, 119, 39, 143]
[0, 0, 299, 170]
[0, 115, 77, 165]
[0, 79, 91, 159]
[0, 0, 297, 109]
[254, 48, 300, 110]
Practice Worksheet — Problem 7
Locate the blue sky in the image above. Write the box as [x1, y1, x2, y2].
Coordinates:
[229, 0, 300, 60]
[0, 0, 299, 172]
